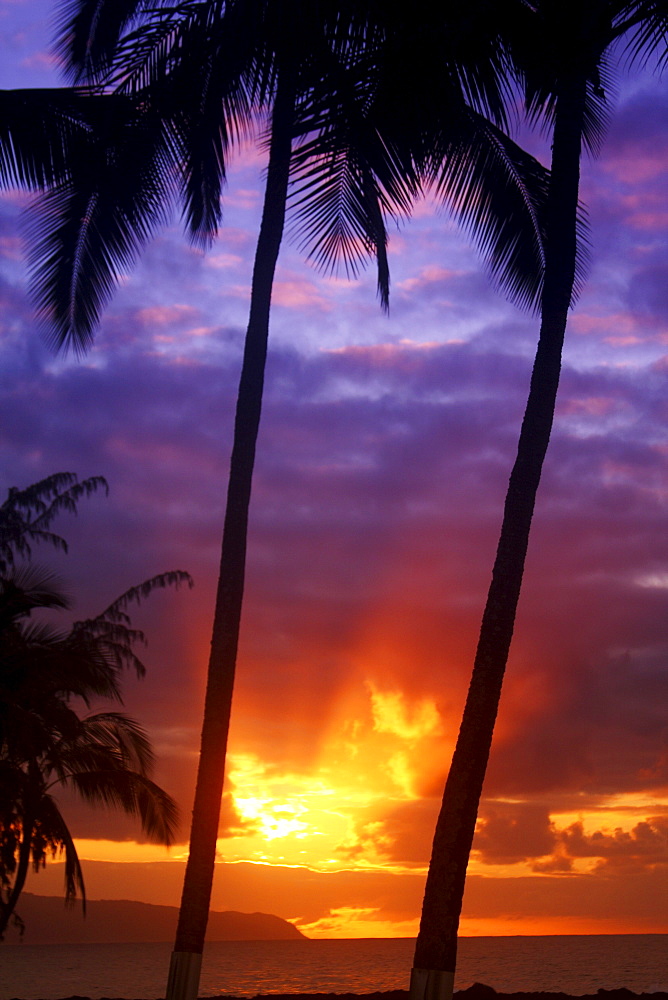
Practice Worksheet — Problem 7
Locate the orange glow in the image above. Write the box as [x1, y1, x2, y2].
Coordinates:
[69, 684, 667, 937]
[297, 908, 420, 939]
[76, 840, 186, 863]
[459, 916, 668, 937]
[218, 679, 454, 873]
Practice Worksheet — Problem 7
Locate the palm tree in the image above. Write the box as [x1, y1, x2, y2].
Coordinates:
[410, 4, 667, 998]
[27, 4, 553, 996]
[0, 472, 109, 573]
[0, 473, 191, 937]
[50, 10, 411, 996]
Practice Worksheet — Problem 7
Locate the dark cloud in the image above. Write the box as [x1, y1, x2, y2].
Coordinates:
[474, 803, 557, 865]
[560, 817, 668, 871]
[340, 800, 441, 868]
[461, 867, 666, 923]
[1, 297, 666, 815]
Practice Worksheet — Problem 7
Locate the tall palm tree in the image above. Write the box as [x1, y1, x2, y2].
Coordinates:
[49, 9, 412, 996]
[28, 4, 553, 997]
[0, 474, 191, 938]
[410, 4, 667, 998]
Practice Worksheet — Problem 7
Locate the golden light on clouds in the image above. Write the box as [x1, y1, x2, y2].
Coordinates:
[369, 684, 442, 743]
[298, 907, 420, 940]
[71, 682, 667, 939]
[216, 682, 451, 876]
[75, 840, 184, 863]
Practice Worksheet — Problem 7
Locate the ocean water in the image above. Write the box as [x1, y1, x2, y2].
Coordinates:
[1, 935, 667, 999]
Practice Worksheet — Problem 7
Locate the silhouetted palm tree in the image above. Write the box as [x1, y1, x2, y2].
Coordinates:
[0, 473, 108, 573]
[410, 4, 667, 998]
[28, 4, 553, 997]
[0, 474, 190, 937]
[49, 8, 413, 995]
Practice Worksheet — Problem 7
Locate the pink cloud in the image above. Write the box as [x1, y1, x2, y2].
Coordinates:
[216, 226, 253, 247]
[228, 187, 261, 210]
[571, 312, 638, 337]
[0, 235, 21, 260]
[205, 252, 244, 270]
[602, 154, 667, 185]
[560, 395, 627, 418]
[626, 210, 668, 231]
[20, 50, 58, 71]
[136, 304, 199, 326]
[397, 265, 463, 293]
[272, 278, 331, 311]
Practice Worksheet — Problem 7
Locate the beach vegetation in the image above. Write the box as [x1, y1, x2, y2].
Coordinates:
[0, 473, 189, 939]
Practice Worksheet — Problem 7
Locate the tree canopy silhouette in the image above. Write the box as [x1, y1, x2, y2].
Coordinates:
[0, 474, 191, 938]
[21, 3, 557, 997]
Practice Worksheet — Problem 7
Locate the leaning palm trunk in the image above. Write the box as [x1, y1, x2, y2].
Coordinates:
[0, 796, 36, 938]
[410, 77, 587, 1000]
[166, 71, 296, 1000]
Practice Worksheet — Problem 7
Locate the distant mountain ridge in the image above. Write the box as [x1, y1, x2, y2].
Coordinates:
[4, 893, 306, 944]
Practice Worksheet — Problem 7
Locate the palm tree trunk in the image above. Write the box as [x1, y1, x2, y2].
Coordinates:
[0, 807, 35, 938]
[166, 71, 296, 1000]
[410, 77, 587, 1000]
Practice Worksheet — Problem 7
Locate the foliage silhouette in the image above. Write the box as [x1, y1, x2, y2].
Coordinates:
[0, 89, 132, 192]
[0, 474, 191, 938]
[410, 4, 668, 999]
[30, 3, 554, 997]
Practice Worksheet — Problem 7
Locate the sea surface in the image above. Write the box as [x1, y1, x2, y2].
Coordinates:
[1, 935, 667, 999]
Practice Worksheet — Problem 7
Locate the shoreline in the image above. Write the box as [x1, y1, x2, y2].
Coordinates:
[11, 988, 668, 1000]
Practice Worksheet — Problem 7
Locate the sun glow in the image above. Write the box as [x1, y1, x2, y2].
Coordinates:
[298, 907, 421, 939]
[216, 682, 451, 875]
[71, 682, 666, 939]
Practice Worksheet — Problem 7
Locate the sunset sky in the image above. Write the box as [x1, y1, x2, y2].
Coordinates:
[1, 0, 667, 941]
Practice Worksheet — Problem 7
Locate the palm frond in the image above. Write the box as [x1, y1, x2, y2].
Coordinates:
[427, 110, 547, 311]
[0, 474, 107, 572]
[71, 711, 156, 774]
[56, 0, 186, 83]
[28, 476, 110, 529]
[0, 89, 95, 191]
[288, 81, 418, 310]
[33, 795, 86, 908]
[105, 2, 258, 245]
[289, 137, 392, 300]
[173, 67, 254, 247]
[26, 95, 178, 354]
[68, 768, 178, 844]
[616, 0, 668, 68]
[95, 571, 194, 618]
[513, 0, 614, 157]
[67, 571, 192, 680]
[0, 567, 71, 622]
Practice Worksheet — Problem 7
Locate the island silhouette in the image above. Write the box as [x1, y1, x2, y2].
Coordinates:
[2, 893, 305, 944]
